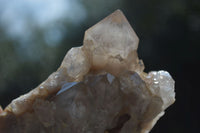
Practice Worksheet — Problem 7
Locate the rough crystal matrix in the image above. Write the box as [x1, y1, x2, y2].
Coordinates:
[0, 10, 175, 133]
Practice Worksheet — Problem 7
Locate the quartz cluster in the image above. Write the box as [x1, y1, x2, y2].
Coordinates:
[0, 10, 175, 133]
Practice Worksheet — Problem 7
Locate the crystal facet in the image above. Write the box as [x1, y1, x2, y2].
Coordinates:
[0, 10, 175, 133]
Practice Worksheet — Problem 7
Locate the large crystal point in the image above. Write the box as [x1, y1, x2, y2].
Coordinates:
[0, 10, 175, 133]
[83, 10, 142, 75]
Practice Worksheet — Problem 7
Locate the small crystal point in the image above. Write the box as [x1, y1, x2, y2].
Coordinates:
[0, 106, 3, 114]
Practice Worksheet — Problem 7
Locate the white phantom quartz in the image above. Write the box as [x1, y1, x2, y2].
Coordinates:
[0, 10, 175, 133]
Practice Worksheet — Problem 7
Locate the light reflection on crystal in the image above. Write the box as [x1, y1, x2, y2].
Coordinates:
[57, 82, 78, 95]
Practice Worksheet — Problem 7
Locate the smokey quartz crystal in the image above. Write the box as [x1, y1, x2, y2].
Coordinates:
[0, 10, 175, 133]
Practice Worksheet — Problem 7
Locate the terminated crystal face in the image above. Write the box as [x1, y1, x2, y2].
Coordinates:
[0, 10, 175, 133]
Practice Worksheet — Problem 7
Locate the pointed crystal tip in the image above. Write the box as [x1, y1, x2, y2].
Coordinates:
[83, 9, 140, 75]
[102, 9, 127, 24]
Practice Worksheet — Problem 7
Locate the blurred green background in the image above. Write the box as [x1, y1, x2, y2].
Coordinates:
[0, 0, 199, 132]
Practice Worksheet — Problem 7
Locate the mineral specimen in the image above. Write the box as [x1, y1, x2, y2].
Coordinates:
[0, 10, 175, 133]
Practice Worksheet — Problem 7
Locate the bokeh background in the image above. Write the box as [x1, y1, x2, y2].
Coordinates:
[0, 0, 199, 132]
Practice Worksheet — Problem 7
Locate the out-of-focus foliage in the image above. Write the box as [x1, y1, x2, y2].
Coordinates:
[0, 0, 199, 132]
